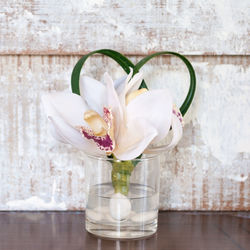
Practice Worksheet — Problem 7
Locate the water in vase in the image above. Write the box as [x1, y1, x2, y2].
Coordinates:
[86, 182, 159, 239]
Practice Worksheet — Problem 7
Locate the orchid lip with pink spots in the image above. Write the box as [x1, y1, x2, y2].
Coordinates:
[42, 69, 183, 160]
[79, 107, 115, 154]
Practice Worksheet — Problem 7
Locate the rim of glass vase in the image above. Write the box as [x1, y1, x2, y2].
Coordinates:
[85, 153, 159, 162]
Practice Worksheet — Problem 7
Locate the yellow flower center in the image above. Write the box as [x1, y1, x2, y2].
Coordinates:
[84, 110, 107, 136]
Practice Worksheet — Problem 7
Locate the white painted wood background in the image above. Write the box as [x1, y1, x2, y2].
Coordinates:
[0, 0, 249, 210]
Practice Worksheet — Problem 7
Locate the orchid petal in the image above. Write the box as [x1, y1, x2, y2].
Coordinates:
[126, 72, 143, 95]
[84, 110, 107, 136]
[125, 68, 133, 85]
[126, 88, 148, 105]
[42, 92, 88, 127]
[80, 127, 114, 153]
[114, 75, 127, 95]
[126, 89, 173, 143]
[79, 107, 115, 154]
[49, 115, 103, 155]
[118, 71, 143, 100]
[166, 113, 183, 149]
[114, 119, 157, 161]
[117, 69, 137, 116]
[114, 68, 136, 99]
[144, 113, 183, 153]
[80, 76, 106, 114]
[104, 72, 123, 139]
[48, 122, 68, 143]
[117, 68, 133, 96]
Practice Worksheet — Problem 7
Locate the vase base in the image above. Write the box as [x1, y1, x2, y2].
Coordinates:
[86, 218, 157, 239]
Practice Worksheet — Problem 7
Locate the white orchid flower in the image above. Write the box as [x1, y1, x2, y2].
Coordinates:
[42, 70, 183, 160]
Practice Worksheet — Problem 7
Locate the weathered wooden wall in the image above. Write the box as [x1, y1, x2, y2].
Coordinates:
[0, 0, 249, 55]
[0, 0, 249, 210]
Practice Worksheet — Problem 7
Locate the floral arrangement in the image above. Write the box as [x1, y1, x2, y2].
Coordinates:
[42, 50, 195, 220]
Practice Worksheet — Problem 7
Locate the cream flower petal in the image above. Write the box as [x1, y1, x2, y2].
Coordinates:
[118, 70, 139, 118]
[113, 119, 157, 161]
[114, 75, 127, 95]
[104, 72, 123, 139]
[42, 92, 88, 127]
[49, 115, 103, 155]
[166, 114, 183, 149]
[114, 68, 136, 100]
[126, 72, 143, 95]
[126, 89, 173, 143]
[80, 76, 106, 114]
[48, 122, 68, 143]
[144, 113, 183, 153]
[118, 71, 143, 102]
[124, 68, 133, 86]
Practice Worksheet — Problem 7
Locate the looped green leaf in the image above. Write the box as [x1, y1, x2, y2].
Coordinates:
[71, 49, 135, 95]
[134, 52, 196, 116]
[71, 50, 196, 116]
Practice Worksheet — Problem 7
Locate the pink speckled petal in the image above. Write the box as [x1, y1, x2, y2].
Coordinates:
[49, 115, 103, 155]
[79, 107, 115, 153]
[80, 127, 114, 153]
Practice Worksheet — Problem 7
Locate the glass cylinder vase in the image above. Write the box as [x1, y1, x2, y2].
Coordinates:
[84, 154, 160, 239]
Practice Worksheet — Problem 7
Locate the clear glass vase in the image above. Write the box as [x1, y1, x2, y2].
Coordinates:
[84, 154, 160, 239]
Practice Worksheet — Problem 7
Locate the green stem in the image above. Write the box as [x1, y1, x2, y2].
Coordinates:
[111, 160, 134, 196]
